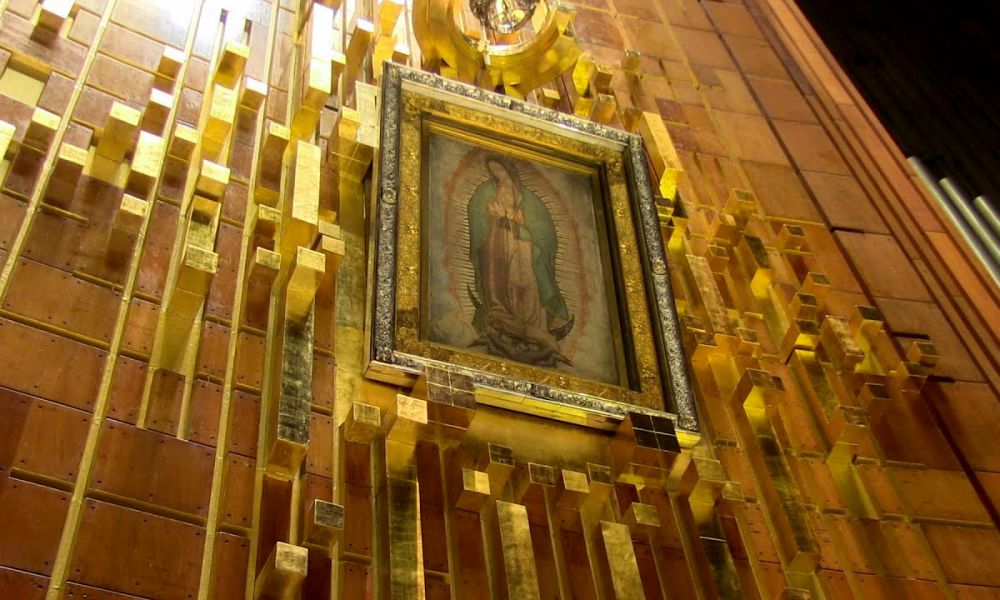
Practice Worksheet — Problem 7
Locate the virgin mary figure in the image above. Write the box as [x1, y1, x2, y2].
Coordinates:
[466, 157, 575, 367]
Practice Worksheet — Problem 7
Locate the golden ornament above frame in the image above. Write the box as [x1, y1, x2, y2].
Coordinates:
[367, 63, 698, 441]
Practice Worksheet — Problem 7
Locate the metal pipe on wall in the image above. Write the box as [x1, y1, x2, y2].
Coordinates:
[940, 178, 1000, 269]
[974, 195, 1000, 240]
[907, 157, 1000, 288]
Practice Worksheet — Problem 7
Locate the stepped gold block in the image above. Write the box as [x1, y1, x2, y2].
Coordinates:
[343, 402, 381, 444]
[169, 123, 199, 162]
[623, 502, 661, 538]
[344, 18, 375, 89]
[176, 244, 219, 298]
[24, 107, 59, 152]
[96, 102, 141, 162]
[114, 193, 148, 236]
[315, 233, 345, 273]
[286, 246, 325, 322]
[141, 88, 173, 134]
[241, 77, 267, 112]
[195, 159, 230, 200]
[204, 84, 238, 154]
[0, 121, 15, 160]
[110, 193, 148, 254]
[249, 246, 280, 286]
[290, 58, 331, 139]
[622, 49, 642, 78]
[512, 462, 556, 503]
[185, 195, 221, 252]
[253, 204, 281, 248]
[591, 93, 617, 124]
[588, 463, 614, 503]
[304, 500, 344, 554]
[215, 40, 250, 87]
[379, 0, 405, 32]
[556, 469, 589, 509]
[456, 469, 491, 511]
[592, 63, 613, 93]
[34, 0, 74, 33]
[126, 131, 165, 197]
[44, 143, 87, 206]
[256, 122, 290, 205]
[253, 543, 308, 600]
[158, 46, 185, 80]
[572, 53, 595, 96]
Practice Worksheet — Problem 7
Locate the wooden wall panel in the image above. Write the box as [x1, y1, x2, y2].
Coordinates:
[70, 499, 203, 599]
[0, 566, 47, 600]
[0, 319, 106, 411]
[210, 533, 250, 600]
[12, 397, 89, 483]
[92, 421, 213, 517]
[0, 477, 69, 575]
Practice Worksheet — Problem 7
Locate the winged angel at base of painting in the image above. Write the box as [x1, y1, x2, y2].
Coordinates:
[466, 157, 575, 367]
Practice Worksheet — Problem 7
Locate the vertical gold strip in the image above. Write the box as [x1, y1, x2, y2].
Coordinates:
[41, 2, 208, 598]
[195, 6, 281, 595]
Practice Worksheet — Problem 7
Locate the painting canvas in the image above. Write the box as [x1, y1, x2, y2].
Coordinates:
[422, 127, 625, 386]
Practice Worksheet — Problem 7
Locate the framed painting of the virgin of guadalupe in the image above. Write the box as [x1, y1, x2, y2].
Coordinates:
[368, 63, 698, 437]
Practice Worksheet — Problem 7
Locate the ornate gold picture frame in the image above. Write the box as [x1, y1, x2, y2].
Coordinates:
[368, 64, 697, 435]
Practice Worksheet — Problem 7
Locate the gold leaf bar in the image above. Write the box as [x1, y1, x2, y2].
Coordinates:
[599, 521, 644, 598]
[282, 141, 321, 253]
[204, 83, 238, 155]
[291, 57, 331, 139]
[267, 309, 315, 479]
[497, 501, 541, 599]
[638, 111, 683, 200]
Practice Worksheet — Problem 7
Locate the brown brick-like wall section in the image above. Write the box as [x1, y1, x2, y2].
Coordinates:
[0, 0, 997, 598]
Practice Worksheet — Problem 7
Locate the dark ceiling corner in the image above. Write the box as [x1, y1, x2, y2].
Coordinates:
[794, 0, 1000, 209]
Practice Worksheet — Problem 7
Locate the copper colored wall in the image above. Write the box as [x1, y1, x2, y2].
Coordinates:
[0, 0, 998, 598]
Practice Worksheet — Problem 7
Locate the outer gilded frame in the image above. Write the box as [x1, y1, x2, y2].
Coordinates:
[369, 63, 697, 435]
